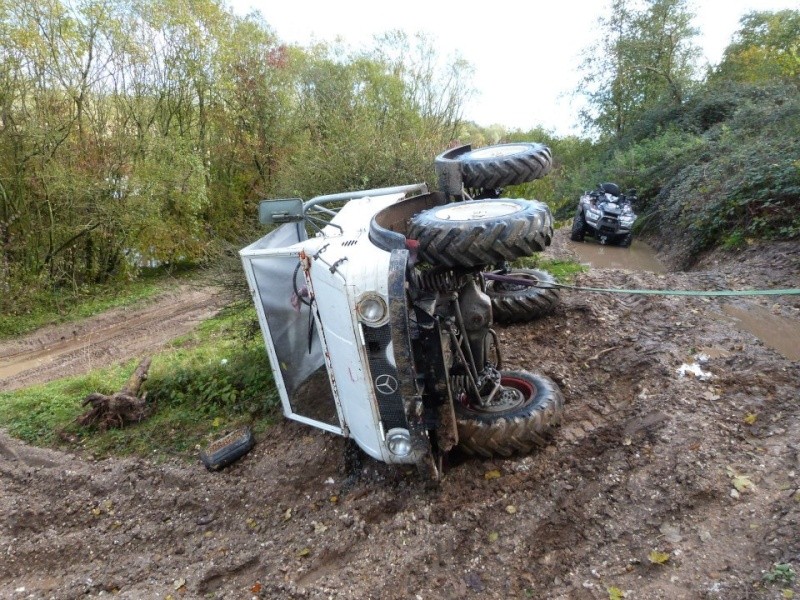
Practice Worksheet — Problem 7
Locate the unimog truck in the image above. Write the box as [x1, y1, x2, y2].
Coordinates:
[240, 143, 565, 478]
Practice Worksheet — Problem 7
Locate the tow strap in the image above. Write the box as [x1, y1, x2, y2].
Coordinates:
[483, 273, 800, 297]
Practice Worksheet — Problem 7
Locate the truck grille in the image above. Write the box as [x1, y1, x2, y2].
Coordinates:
[362, 324, 407, 430]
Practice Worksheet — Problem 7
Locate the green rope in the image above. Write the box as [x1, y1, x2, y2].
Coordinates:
[550, 284, 800, 297]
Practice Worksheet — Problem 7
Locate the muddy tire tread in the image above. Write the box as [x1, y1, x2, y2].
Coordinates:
[570, 212, 586, 242]
[456, 371, 564, 458]
[409, 200, 552, 268]
[459, 144, 553, 189]
[488, 269, 560, 323]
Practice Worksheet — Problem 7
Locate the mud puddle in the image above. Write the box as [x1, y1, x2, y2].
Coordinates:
[721, 303, 800, 361]
[0, 347, 67, 381]
[0, 323, 127, 381]
[568, 238, 666, 272]
[0, 285, 227, 391]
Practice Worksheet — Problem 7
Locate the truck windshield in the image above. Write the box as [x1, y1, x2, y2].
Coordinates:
[241, 224, 340, 430]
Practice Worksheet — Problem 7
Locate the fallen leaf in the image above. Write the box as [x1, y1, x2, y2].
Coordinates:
[484, 469, 501, 480]
[744, 413, 757, 425]
[173, 578, 186, 590]
[246, 517, 257, 529]
[608, 586, 625, 600]
[251, 583, 262, 594]
[297, 547, 311, 558]
[330, 495, 338, 503]
[212, 417, 221, 428]
[313, 521, 328, 534]
[782, 589, 794, 599]
[732, 475, 755, 493]
[283, 508, 292, 521]
[505, 505, 517, 515]
[488, 532, 499, 542]
[91, 507, 101, 517]
[648, 550, 670, 564]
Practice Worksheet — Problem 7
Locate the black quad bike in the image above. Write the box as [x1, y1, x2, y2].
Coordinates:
[570, 182, 638, 247]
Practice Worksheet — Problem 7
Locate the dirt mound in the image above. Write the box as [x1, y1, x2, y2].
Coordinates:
[1, 232, 799, 599]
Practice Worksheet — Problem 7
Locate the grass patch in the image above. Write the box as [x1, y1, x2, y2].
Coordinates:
[0, 265, 198, 340]
[511, 256, 587, 282]
[0, 307, 279, 460]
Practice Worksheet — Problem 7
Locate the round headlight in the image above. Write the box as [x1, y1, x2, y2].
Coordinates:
[356, 294, 388, 326]
[386, 428, 412, 457]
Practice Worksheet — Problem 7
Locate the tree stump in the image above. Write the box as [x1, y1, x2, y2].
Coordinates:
[77, 357, 152, 430]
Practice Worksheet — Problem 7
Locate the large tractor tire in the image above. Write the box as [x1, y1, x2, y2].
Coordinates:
[408, 199, 552, 268]
[454, 143, 552, 189]
[455, 370, 564, 458]
[486, 268, 560, 323]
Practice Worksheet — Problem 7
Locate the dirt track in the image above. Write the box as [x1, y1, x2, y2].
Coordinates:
[1, 231, 799, 599]
[0, 284, 228, 392]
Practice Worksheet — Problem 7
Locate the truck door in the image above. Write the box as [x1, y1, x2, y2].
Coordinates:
[240, 223, 343, 434]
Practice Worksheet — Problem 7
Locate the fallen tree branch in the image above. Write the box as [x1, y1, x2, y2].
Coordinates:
[77, 357, 152, 430]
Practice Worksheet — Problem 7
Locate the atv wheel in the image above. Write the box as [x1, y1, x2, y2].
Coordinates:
[455, 370, 563, 458]
[408, 199, 552, 268]
[486, 269, 560, 323]
[455, 143, 552, 189]
[570, 212, 586, 242]
[619, 232, 633, 247]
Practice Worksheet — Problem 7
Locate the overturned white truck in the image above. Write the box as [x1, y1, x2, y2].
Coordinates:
[240, 143, 564, 478]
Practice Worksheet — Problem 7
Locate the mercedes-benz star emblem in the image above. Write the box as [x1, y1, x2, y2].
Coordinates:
[375, 374, 398, 395]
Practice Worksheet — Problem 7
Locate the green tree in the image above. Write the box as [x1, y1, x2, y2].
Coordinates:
[712, 10, 800, 84]
[579, 0, 700, 137]
[0, 0, 477, 315]
[277, 33, 472, 198]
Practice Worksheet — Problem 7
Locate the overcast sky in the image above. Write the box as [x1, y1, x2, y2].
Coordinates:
[228, 0, 797, 135]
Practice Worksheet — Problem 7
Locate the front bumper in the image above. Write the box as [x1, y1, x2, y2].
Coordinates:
[585, 214, 632, 236]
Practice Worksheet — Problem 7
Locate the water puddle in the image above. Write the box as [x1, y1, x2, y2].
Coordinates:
[569, 239, 666, 272]
[722, 304, 800, 361]
[0, 319, 134, 384]
[0, 352, 56, 382]
[0, 335, 93, 382]
[695, 346, 731, 360]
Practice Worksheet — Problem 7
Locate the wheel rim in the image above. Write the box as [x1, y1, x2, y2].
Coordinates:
[433, 201, 521, 221]
[466, 144, 530, 159]
[464, 376, 534, 414]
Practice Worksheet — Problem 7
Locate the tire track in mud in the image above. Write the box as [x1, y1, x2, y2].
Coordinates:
[2, 233, 799, 599]
[522, 270, 715, 452]
[0, 285, 228, 392]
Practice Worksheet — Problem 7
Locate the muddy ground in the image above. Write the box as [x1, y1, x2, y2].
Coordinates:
[0, 283, 229, 393]
[1, 230, 799, 600]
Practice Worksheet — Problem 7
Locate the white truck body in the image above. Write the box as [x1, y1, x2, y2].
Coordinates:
[240, 186, 428, 464]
